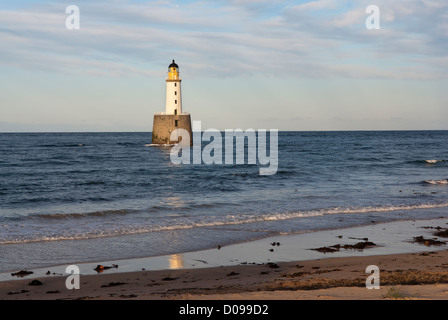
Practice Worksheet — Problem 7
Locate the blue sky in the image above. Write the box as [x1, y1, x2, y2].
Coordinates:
[0, 0, 447, 131]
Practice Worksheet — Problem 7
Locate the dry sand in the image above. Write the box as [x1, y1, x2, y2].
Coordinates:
[1, 250, 448, 300]
[2, 218, 448, 300]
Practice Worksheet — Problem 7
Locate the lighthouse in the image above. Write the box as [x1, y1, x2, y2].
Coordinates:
[152, 60, 192, 145]
[166, 60, 182, 115]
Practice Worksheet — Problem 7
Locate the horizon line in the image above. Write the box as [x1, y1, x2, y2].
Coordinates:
[1, 129, 448, 134]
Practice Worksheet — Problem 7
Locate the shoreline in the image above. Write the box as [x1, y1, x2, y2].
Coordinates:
[1, 217, 448, 299]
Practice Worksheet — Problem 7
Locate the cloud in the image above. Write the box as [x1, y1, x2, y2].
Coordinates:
[0, 0, 446, 80]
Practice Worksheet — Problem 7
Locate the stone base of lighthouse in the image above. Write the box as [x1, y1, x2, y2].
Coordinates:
[152, 114, 192, 146]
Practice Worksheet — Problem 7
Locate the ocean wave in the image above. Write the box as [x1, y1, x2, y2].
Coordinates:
[76, 181, 106, 186]
[425, 160, 447, 164]
[407, 160, 448, 165]
[423, 179, 448, 185]
[38, 144, 86, 148]
[22, 202, 236, 220]
[28, 209, 141, 220]
[146, 144, 176, 147]
[117, 142, 138, 146]
[2, 202, 448, 245]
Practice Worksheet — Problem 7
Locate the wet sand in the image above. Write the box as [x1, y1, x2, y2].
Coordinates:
[1, 218, 448, 300]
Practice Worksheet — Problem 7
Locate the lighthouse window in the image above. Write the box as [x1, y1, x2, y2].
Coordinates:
[175, 120, 179, 127]
[174, 83, 177, 87]
[175, 100, 177, 104]
[175, 91, 177, 95]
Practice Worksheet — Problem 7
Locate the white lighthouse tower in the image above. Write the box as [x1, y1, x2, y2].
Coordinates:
[165, 60, 182, 115]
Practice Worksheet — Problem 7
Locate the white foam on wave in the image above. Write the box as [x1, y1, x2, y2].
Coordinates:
[145, 143, 176, 147]
[2, 202, 448, 245]
[424, 179, 448, 185]
[425, 160, 447, 164]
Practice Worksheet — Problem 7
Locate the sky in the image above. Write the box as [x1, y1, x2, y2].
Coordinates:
[0, 0, 447, 132]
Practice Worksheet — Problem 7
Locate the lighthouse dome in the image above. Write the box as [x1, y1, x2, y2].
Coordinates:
[169, 60, 179, 68]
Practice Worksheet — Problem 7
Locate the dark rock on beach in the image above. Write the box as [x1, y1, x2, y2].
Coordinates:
[267, 262, 280, 269]
[101, 282, 127, 288]
[434, 229, 448, 238]
[7, 290, 29, 295]
[312, 246, 340, 253]
[28, 280, 43, 286]
[46, 290, 60, 294]
[11, 270, 33, 277]
[311, 241, 377, 253]
[413, 236, 446, 246]
[94, 264, 118, 272]
[352, 241, 376, 249]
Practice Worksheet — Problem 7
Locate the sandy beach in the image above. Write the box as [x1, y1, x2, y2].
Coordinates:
[1, 218, 448, 300]
[2, 250, 448, 300]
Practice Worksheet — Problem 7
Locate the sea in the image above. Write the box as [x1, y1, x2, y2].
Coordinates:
[0, 131, 447, 272]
